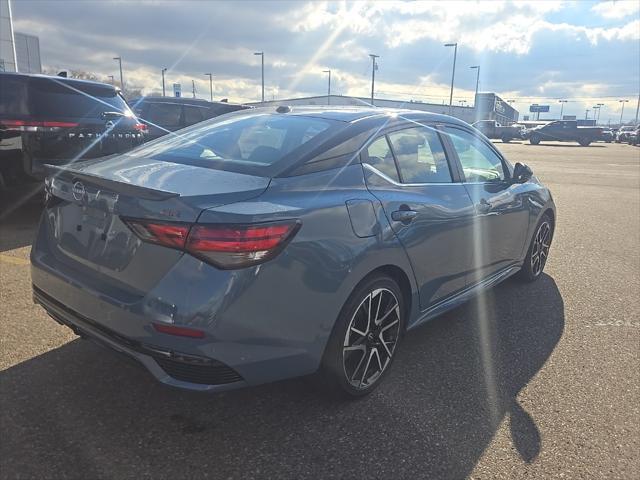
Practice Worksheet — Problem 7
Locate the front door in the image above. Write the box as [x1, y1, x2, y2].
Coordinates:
[444, 126, 530, 284]
[362, 125, 476, 311]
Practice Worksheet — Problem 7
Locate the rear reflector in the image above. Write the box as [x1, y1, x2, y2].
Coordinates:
[152, 323, 205, 338]
[123, 219, 300, 269]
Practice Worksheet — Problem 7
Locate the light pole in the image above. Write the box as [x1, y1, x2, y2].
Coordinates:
[322, 69, 331, 105]
[595, 103, 604, 124]
[369, 54, 379, 106]
[585, 109, 590, 120]
[619, 99, 629, 125]
[558, 99, 568, 119]
[254, 52, 264, 103]
[444, 43, 458, 115]
[204, 73, 213, 101]
[161, 68, 167, 97]
[113, 56, 124, 91]
[469, 65, 480, 106]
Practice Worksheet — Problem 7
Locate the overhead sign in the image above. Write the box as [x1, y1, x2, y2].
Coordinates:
[563, 115, 576, 120]
[529, 104, 550, 113]
[173, 83, 181, 98]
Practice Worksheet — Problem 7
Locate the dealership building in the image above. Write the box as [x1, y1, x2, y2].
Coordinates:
[250, 92, 519, 125]
[0, 0, 41, 73]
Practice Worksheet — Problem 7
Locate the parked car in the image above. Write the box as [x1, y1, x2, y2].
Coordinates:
[129, 97, 251, 141]
[628, 126, 639, 146]
[0, 72, 145, 189]
[472, 119, 524, 142]
[526, 120, 602, 146]
[615, 125, 635, 143]
[32, 106, 555, 397]
[599, 128, 614, 143]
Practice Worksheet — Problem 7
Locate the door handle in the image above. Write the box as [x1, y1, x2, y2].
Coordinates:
[476, 198, 492, 214]
[391, 209, 418, 223]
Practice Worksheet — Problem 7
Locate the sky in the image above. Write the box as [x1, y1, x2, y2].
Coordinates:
[11, 0, 640, 123]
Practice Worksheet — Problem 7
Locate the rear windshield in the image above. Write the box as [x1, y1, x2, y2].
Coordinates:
[128, 112, 337, 175]
[29, 77, 132, 119]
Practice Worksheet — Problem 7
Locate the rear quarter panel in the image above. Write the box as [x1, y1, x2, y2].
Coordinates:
[189, 164, 418, 374]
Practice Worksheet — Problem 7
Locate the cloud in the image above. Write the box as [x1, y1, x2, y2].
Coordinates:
[591, 0, 640, 20]
[9, 0, 640, 120]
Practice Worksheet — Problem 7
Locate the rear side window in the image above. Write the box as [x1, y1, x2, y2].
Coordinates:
[29, 77, 131, 119]
[446, 128, 505, 182]
[129, 113, 336, 174]
[146, 103, 182, 128]
[364, 136, 400, 181]
[0, 76, 29, 115]
[183, 105, 205, 125]
[388, 127, 451, 183]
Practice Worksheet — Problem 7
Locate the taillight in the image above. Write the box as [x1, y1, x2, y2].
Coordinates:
[0, 119, 79, 131]
[134, 123, 148, 134]
[123, 219, 300, 269]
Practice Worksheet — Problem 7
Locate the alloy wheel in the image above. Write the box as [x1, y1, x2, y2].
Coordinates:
[531, 221, 551, 277]
[342, 288, 401, 390]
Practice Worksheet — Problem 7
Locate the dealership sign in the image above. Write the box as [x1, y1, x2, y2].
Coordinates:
[529, 104, 550, 113]
[173, 83, 182, 98]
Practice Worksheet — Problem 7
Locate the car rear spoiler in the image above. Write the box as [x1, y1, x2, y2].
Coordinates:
[43, 164, 180, 201]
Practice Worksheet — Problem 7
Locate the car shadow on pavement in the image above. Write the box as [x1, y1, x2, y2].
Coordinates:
[0, 275, 564, 479]
[0, 185, 43, 252]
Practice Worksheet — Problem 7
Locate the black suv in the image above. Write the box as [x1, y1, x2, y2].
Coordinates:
[0, 73, 145, 189]
[129, 97, 251, 141]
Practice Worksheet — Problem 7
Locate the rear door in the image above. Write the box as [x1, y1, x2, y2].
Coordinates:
[444, 126, 530, 284]
[182, 105, 207, 127]
[142, 102, 183, 139]
[362, 124, 476, 310]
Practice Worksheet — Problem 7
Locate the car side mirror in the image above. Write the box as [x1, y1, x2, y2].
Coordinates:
[512, 162, 533, 183]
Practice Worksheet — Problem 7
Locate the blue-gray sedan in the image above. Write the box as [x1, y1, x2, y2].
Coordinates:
[31, 107, 555, 397]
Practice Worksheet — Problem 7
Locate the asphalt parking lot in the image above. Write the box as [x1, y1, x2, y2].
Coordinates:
[1, 141, 638, 479]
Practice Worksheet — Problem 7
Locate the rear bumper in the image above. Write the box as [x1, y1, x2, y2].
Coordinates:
[33, 285, 248, 392]
[30, 238, 329, 391]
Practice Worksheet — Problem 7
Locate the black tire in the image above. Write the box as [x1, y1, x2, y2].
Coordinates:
[517, 214, 554, 283]
[578, 138, 591, 147]
[501, 134, 512, 143]
[529, 133, 541, 145]
[320, 274, 406, 398]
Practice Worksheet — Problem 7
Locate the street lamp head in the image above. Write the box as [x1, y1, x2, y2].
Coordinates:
[254, 52, 263, 56]
[322, 70, 330, 73]
[369, 53, 379, 58]
[113, 56, 121, 61]
[470, 65, 479, 69]
[444, 43, 457, 47]
[162, 67, 167, 73]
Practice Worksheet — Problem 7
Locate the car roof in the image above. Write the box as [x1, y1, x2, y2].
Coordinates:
[0, 71, 116, 90]
[247, 105, 471, 127]
[129, 96, 246, 107]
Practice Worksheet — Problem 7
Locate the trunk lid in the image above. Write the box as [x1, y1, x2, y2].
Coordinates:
[41, 156, 270, 294]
